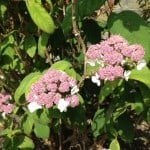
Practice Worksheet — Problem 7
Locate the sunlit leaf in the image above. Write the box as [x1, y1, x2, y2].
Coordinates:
[38, 32, 49, 58]
[18, 136, 35, 149]
[25, 0, 56, 34]
[130, 67, 150, 88]
[109, 139, 120, 150]
[24, 35, 37, 58]
[22, 116, 34, 135]
[34, 122, 50, 139]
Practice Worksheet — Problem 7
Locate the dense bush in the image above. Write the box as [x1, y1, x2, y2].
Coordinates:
[0, 0, 150, 149]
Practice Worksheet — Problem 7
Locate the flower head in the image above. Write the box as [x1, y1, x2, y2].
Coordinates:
[26, 69, 80, 113]
[0, 93, 14, 118]
[86, 34, 145, 83]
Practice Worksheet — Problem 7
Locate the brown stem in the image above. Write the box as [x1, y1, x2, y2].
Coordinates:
[59, 118, 62, 150]
[14, 46, 29, 73]
[71, 0, 87, 87]
[45, 48, 53, 66]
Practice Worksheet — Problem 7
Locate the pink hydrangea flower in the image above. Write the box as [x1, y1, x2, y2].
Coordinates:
[98, 66, 124, 81]
[103, 51, 123, 65]
[26, 69, 80, 113]
[130, 44, 145, 62]
[86, 34, 145, 82]
[66, 95, 80, 107]
[86, 44, 101, 60]
[0, 93, 14, 117]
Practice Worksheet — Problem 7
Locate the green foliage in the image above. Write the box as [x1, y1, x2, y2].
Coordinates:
[0, 1, 7, 19]
[99, 79, 122, 103]
[17, 136, 35, 149]
[107, 11, 150, 62]
[82, 19, 102, 44]
[109, 139, 120, 150]
[3, 135, 35, 150]
[92, 109, 105, 137]
[38, 32, 49, 58]
[14, 72, 42, 104]
[22, 116, 34, 135]
[117, 113, 134, 142]
[24, 35, 37, 58]
[147, 108, 150, 124]
[25, 0, 56, 34]
[129, 67, 150, 88]
[62, 0, 106, 35]
[34, 122, 50, 139]
[0, 0, 150, 149]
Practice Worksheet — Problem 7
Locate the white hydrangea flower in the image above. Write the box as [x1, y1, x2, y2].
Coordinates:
[91, 73, 101, 86]
[124, 70, 131, 81]
[137, 59, 146, 70]
[57, 99, 69, 112]
[2, 112, 6, 119]
[27, 101, 42, 113]
[71, 85, 79, 95]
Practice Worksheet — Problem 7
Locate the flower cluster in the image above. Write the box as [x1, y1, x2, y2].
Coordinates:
[26, 69, 80, 113]
[0, 93, 14, 118]
[86, 35, 146, 84]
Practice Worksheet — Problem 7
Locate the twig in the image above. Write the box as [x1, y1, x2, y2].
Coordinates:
[59, 118, 62, 150]
[71, 0, 87, 87]
[14, 46, 29, 73]
[45, 48, 53, 66]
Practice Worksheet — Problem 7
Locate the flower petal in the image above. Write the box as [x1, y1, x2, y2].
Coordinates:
[57, 99, 69, 112]
[27, 101, 42, 113]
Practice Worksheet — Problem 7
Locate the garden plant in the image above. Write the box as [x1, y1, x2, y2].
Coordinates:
[0, 0, 150, 149]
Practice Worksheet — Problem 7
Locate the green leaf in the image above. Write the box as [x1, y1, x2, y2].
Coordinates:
[92, 109, 105, 137]
[139, 83, 150, 106]
[129, 67, 150, 88]
[25, 0, 56, 34]
[38, 32, 49, 58]
[0, 35, 14, 54]
[62, 0, 106, 35]
[1, 46, 15, 69]
[130, 99, 144, 115]
[2, 46, 15, 59]
[65, 105, 86, 130]
[107, 10, 150, 62]
[99, 79, 121, 103]
[50, 60, 72, 71]
[147, 108, 150, 124]
[78, 0, 106, 18]
[109, 139, 120, 150]
[28, 109, 51, 125]
[0, 1, 7, 19]
[18, 136, 35, 149]
[22, 116, 34, 135]
[82, 19, 102, 44]
[24, 35, 37, 58]
[117, 113, 134, 142]
[0, 128, 12, 136]
[86, 62, 100, 76]
[14, 72, 42, 104]
[113, 107, 126, 122]
[34, 122, 50, 139]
